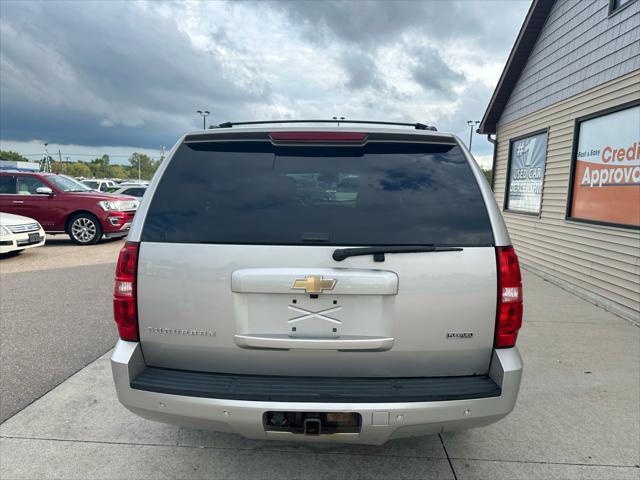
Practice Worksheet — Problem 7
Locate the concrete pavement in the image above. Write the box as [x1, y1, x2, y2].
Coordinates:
[1, 271, 639, 479]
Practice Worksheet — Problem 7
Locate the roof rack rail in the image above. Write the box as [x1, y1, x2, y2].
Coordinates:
[213, 119, 437, 131]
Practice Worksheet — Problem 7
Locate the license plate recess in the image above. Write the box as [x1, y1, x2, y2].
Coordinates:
[264, 411, 361, 435]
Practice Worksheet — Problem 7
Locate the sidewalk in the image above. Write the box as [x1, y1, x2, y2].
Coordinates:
[1, 271, 638, 479]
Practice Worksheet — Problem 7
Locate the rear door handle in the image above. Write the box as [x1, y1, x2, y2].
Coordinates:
[12, 200, 24, 204]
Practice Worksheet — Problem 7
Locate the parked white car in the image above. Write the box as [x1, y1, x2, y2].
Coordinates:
[117, 181, 149, 187]
[0, 212, 46, 254]
[107, 185, 147, 198]
[82, 179, 113, 192]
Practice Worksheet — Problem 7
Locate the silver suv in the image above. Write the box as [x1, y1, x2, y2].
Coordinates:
[111, 121, 523, 444]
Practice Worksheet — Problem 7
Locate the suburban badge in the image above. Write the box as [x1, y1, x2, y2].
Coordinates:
[447, 332, 474, 339]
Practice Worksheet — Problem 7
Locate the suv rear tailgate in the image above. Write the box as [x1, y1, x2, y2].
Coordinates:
[137, 243, 497, 377]
[136, 133, 498, 378]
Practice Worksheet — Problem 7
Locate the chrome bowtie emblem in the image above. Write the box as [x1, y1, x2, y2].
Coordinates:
[291, 275, 337, 294]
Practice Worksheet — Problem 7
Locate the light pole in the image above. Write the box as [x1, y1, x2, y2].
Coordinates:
[332, 116, 345, 126]
[197, 110, 210, 130]
[466, 120, 480, 152]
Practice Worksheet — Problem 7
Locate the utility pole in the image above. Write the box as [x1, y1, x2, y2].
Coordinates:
[138, 155, 141, 181]
[466, 120, 480, 152]
[160, 145, 165, 162]
[332, 116, 345, 127]
[197, 110, 210, 129]
[66, 157, 70, 174]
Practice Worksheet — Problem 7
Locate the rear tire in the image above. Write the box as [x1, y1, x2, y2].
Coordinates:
[67, 213, 103, 245]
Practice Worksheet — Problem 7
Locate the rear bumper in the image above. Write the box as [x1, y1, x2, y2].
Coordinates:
[111, 340, 523, 445]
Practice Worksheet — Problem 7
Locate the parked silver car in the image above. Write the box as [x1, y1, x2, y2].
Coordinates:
[111, 121, 523, 444]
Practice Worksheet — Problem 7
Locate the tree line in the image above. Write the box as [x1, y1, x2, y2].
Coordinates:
[2, 148, 495, 187]
[0, 150, 162, 181]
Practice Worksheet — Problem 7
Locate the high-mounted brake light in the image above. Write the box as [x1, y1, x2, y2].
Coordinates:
[113, 241, 139, 341]
[495, 246, 523, 348]
[269, 131, 367, 142]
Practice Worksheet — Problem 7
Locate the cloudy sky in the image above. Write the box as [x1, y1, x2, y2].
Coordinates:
[0, 0, 530, 166]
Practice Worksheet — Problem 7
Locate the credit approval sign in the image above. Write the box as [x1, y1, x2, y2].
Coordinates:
[570, 105, 640, 228]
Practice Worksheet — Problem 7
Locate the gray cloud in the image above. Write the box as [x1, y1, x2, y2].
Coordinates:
[440, 82, 497, 144]
[267, 0, 526, 52]
[340, 50, 381, 90]
[267, 0, 462, 47]
[0, 1, 270, 148]
[264, 0, 524, 110]
[0, 0, 530, 158]
[410, 47, 465, 97]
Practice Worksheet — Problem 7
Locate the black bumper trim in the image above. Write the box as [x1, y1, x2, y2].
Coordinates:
[131, 367, 501, 403]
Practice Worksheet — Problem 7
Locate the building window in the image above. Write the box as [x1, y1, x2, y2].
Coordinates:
[567, 102, 640, 229]
[609, 0, 635, 14]
[504, 130, 548, 215]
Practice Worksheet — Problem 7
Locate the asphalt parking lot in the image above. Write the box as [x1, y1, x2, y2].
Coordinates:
[0, 239, 639, 479]
[0, 235, 122, 421]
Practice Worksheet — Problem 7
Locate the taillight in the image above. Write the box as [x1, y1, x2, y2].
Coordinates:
[495, 246, 523, 348]
[113, 241, 139, 341]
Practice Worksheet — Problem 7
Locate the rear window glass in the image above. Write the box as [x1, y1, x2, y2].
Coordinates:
[143, 141, 494, 246]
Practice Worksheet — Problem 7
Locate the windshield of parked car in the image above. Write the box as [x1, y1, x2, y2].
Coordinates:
[143, 141, 494, 246]
[81, 180, 99, 190]
[48, 175, 93, 192]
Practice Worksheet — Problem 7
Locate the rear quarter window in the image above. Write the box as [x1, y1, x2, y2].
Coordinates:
[0, 175, 16, 194]
[142, 140, 494, 246]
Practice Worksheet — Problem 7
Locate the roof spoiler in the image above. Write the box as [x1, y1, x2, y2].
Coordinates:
[213, 119, 437, 131]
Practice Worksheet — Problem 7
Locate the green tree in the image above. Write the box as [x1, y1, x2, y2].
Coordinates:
[66, 161, 92, 178]
[0, 150, 30, 162]
[128, 153, 158, 180]
[89, 154, 110, 178]
[108, 164, 128, 179]
[50, 158, 63, 174]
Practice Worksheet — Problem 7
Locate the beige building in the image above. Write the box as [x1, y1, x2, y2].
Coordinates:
[479, 0, 639, 322]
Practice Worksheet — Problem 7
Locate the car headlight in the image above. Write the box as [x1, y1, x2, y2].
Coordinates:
[97, 200, 139, 211]
[0, 226, 10, 236]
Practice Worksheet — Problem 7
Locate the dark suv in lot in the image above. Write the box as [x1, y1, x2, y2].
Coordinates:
[0, 171, 138, 244]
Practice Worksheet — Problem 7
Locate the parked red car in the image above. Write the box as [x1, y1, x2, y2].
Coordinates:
[0, 171, 138, 245]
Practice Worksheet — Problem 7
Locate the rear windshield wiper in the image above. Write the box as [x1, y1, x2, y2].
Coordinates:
[332, 245, 463, 262]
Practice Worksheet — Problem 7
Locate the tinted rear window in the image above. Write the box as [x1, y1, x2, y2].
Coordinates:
[142, 141, 493, 246]
[0, 175, 16, 194]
